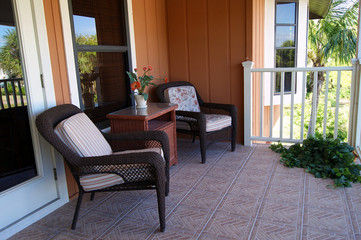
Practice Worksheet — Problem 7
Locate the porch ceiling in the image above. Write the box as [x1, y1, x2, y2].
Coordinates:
[309, 0, 332, 19]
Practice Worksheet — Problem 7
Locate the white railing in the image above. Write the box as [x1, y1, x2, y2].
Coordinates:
[242, 61, 354, 146]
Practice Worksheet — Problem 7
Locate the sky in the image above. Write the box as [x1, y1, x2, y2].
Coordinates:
[0, 25, 15, 48]
[73, 15, 96, 36]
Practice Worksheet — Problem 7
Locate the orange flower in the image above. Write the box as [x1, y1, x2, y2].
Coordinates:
[148, 66, 153, 70]
[131, 81, 141, 91]
[165, 77, 168, 83]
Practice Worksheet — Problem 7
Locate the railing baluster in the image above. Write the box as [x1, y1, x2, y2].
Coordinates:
[323, 71, 330, 139]
[11, 79, 17, 107]
[334, 71, 342, 139]
[290, 72, 295, 139]
[300, 72, 307, 140]
[270, 72, 274, 138]
[17, 80, 24, 106]
[260, 72, 264, 137]
[311, 71, 318, 137]
[0, 88, 4, 109]
[280, 72, 285, 139]
[4, 80, 11, 108]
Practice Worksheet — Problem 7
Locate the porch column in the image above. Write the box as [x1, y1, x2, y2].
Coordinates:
[350, 3, 361, 154]
[242, 61, 254, 147]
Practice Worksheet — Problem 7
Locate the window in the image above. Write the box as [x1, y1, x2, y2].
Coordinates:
[71, 0, 131, 124]
[275, 1, 298, 93]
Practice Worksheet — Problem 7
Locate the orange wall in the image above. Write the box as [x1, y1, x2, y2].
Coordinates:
[132, 0, 169, 101]
[132, 0, 264, 143]
[165, 0, 260, 143]
[43, 0, 71, 105]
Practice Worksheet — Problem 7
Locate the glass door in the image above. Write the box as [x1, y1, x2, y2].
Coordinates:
[0, 0, 59, 234]
[0, 0, 37, 192]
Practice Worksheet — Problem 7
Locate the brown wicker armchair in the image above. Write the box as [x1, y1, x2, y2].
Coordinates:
[35, 104, 169, 232]
[156, 81, 237, 164]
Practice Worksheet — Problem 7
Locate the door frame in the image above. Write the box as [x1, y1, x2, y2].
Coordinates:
[1, 0, 68, 238]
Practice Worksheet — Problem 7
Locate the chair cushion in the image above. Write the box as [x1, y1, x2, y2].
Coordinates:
[164, 86, 201, 112]
[114, 147, 164, 158]
[78, 148, 164, 191]
[176, 114, 232, 132]
[79, 173, 124, 192]
[55, 112, 112, 157]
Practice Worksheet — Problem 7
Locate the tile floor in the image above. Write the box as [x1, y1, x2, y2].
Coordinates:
[9, 139, 361, 239]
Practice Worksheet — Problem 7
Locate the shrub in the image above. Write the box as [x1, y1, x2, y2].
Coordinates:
[270, 137, 361, 187]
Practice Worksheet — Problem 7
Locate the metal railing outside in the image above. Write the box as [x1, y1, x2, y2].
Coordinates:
[0, 78, 26, 110]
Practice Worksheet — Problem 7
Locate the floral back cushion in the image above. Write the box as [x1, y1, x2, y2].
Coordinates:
[164, 86, 201, 112]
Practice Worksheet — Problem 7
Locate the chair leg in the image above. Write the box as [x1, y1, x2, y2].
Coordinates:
[156, 184, 166, 232]
[231, 126, 236, 152]
[71, 191, 83, 230]
[90, 192, 95, 201]
[199, 133, 206, 164]
[192, 132, 196, 143]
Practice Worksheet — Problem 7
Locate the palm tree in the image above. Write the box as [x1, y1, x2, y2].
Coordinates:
[307, 0, 358, 136]
[0, 28, 22, 79]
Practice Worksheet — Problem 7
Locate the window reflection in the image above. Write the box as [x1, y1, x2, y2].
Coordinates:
[276, 3, 296, 24]
[276, 26, 295, 48]
[73, 15, 97, 45]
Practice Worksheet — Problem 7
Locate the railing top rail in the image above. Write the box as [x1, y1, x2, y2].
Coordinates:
[0, 78, 23, 82]
[249, 66, 353, 73]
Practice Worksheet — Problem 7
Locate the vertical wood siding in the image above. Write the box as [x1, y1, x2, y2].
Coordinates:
[165, 0, 262, 143]
[132, 0, 169, 101]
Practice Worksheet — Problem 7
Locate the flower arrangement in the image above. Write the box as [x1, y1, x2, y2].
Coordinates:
[127, 66, 167, 101]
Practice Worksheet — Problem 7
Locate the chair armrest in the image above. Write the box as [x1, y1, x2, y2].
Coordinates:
[103, 131, 170, 164]
[200, 102, 237, 116]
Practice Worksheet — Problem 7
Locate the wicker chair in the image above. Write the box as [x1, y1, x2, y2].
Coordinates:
[156, 81, 237, 163]
[35, 104, 169, 232]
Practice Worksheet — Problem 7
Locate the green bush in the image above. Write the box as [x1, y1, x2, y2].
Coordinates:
[270, 137, 361, 187]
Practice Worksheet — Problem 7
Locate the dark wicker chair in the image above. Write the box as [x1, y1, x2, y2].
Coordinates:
[156, 81, 237, 163]
[35, 104, 169, 232]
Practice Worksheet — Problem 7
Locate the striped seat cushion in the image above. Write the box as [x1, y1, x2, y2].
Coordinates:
[176, 114, 232, 132]
[55, 113, 121, 191]
[55, 113, 112, 157]
[79, 173, 124, 192]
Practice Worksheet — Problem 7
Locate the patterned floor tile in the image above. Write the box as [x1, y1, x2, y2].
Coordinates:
[259, 201, 300, 226]
[100, 218, 155, 240]
[218, 194, 259, 218]
[8, 143, 361, 240]
[181, 188, 222, 210]
[265, 185, 302, 204]
[149, 225, 195, 240]
[304, 206, 351, 234]
[8, 225, 57, 240]
[201, 211, 252, 239]
[205, 165, 240, 180]
[92, 193, 141, 217]
[228, 182, 266, 199]
[302, 226, 351, 240]
[307, 188, 345, 210]
[194, 175, 232, 193]
[251, 220, 297, 240]
[55, 211, 117, 239]
[166, 205, 212, 232]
